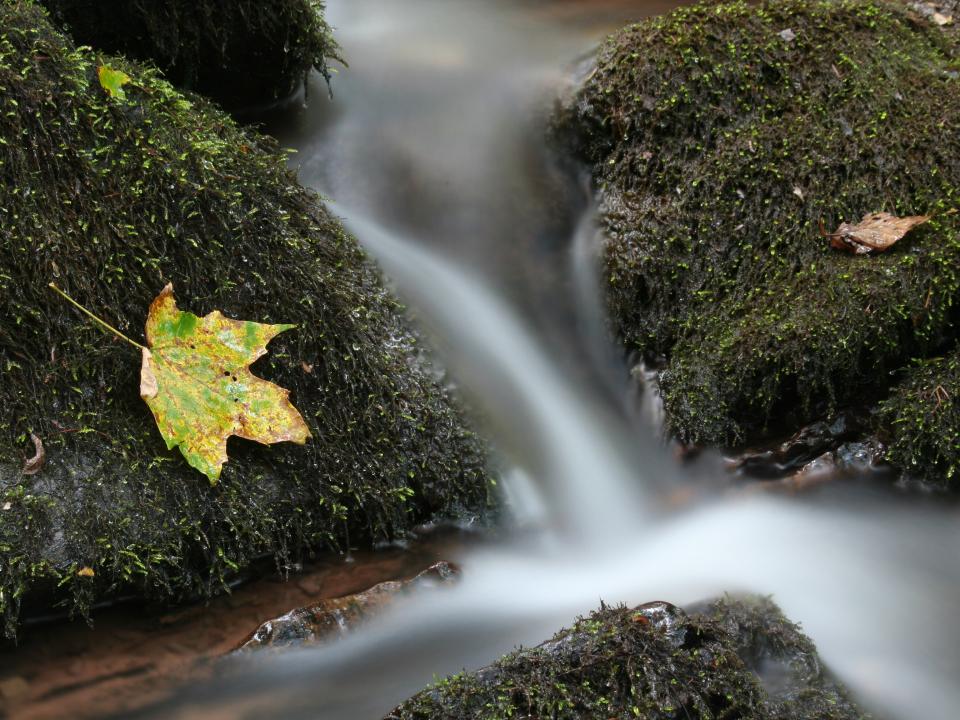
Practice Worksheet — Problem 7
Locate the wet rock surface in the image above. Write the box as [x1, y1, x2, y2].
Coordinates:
[0, 2, 491, 639]
[631, 363, 893, 493]
[555, 0, 960, 482]
[729, 411, 888, 487]
[909, 0, 959, 24]
[0, 533, 472, 720]
[388, 597, 866, 720]
[235, 561, 460, 651]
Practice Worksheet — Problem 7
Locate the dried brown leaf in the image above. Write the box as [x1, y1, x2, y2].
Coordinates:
[824, 212, 930, 254]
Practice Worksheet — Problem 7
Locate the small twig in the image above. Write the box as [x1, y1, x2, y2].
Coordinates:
[48, 283, 145, 350]
[818, 217, 841, 240]
[22, 433, 45, 476]
[934, 385, 951, 411]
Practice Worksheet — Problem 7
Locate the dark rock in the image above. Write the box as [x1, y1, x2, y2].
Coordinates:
[0, 4, 491, 639]
[38, 0, 342, 110]
[909, 1, 958, 24]
[793, 451, 837, 482]
[387, 597, 866, 720]
[732, 411, 868, 480]
[780, 422, 837, 464]
[554, 0, 960, 466]
[879, 351, 960, 486]
[691, 598, 862, 718]
[631, 600, 689, 647]
[835, 441, 883, 472]
[235, 562, 460, 651]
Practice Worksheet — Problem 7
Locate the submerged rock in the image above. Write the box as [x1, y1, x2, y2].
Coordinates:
[388, 597, 866, 719]
[555, 0, 960, 478]
[38, 0, 341, 110]
[729, 410, 888, 489]
[0, 2, 491, 639]
[236, 561, 459, 651]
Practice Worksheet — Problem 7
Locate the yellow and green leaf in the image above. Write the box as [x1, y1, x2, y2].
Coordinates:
[139, 284, 311, 484]
[97, 64, 131, 100]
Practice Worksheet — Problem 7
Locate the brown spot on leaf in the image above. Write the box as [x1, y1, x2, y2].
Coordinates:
[139, 348, 159, 399]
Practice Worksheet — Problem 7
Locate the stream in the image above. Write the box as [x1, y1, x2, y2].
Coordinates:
[6, 1, 960, 719]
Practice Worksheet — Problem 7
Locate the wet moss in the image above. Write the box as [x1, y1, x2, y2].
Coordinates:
[661, 213, 960, 444]
[0, 1, 491, 639]
[879, 349, 960, 485]
[39, 0, 341, 109]
[387, 598, 865, 720]
[557, 0, 960, 446]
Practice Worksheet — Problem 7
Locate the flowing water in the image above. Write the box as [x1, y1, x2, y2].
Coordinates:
[41, 1, 960, 718]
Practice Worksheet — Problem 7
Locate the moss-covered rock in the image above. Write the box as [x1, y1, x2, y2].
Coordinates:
[387, 598, 865, 720]
[39, 0, 341, 110]
[556, 0, 960, 447]
[0, 1, 491, 639]
[879, 349, 960, 484]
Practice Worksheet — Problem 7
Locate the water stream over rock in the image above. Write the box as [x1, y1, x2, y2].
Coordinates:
[146, 1, 960, 718]
[5, 2, 960, 718]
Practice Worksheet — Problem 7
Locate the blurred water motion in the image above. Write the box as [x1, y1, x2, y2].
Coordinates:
[152, 1, 960, 718]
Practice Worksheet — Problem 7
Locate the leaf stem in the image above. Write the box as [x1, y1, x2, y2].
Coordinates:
[48, 283, 146, 351]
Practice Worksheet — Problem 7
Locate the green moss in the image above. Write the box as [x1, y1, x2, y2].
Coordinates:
[0, 1, 491, 639]
[39, 0, 342, 109]
[387, 598, 865, 720]
[661, 212, 960, 444]
[557, 0, 960, 446]
[879, 349, 960, 485]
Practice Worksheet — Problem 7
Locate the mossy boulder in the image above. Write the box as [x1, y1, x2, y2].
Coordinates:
[0, 1, 491, 639]
[387, 598, 865, 720]
[556, 0, 960, 454]
[39, 0, 340, 110]
[879, 349, 960, 485]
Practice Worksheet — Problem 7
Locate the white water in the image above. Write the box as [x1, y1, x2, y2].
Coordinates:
[159, 1, 960, 718]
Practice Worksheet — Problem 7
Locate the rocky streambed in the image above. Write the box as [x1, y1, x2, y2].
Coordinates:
[2, 0, 959, 718]
[0, 529, 479, 719]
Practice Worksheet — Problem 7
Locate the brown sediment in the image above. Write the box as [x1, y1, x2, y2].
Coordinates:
[0, 533, 475, 720]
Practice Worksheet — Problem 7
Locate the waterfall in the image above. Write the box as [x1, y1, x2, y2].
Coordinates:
[150, 1, 960, 717]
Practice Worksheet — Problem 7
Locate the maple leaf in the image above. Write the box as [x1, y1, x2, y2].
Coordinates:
[139, 284, 311, 484]
[97, 65, 131, 100]
[823, 212, 930, 255]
